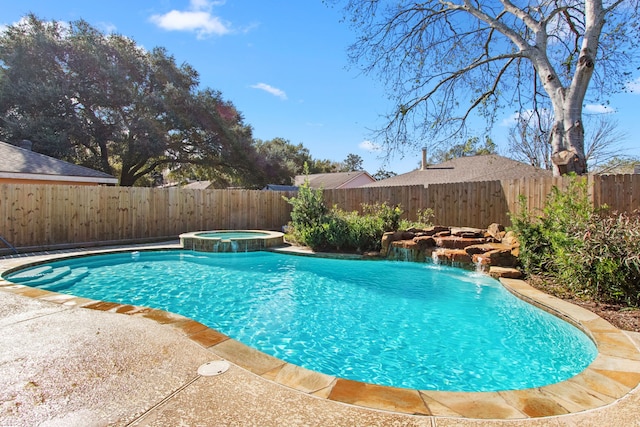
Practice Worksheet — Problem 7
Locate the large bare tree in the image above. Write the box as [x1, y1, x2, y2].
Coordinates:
[331, 0, 638, 175]
[507, 110, 627, 170]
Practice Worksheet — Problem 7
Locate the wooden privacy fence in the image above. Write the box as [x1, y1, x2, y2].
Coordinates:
[0, 185, 296, 251]
[322, 178, 565, 228]
[1, 174, 638, 251]
[323, 175, 640, 227]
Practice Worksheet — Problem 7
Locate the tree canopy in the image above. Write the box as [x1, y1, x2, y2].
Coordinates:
[169, 138, 341, 188]
[431, 136, 498, 163]
[252, 138, 341, 186]
[339, 153, 365, 171]
[331, 0, 639, 175]
[0, 15, 256, 186]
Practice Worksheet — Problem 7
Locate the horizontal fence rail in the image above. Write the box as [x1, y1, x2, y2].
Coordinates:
[1, 174, 638, 251]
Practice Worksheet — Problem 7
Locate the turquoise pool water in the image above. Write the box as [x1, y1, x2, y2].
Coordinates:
[5, 250, 597, 391]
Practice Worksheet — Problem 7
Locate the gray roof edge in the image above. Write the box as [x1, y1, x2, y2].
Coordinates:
[0, 141, 117, 180]
[0, 171, 118, 184]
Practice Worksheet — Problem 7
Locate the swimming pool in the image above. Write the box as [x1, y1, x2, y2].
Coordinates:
[4, 250, 597, 392]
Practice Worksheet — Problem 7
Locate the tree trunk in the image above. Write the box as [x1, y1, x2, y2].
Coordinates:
[548, 0, 603, 176]
[549, 100, 588, 176]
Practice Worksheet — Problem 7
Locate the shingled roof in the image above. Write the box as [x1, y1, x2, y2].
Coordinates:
[363, 154, 552, 188]
[0, 141, 118, 185]
[294, 171, 376, 189]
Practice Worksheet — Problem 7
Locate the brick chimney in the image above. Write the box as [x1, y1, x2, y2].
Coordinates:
[421, 147, 427, 170]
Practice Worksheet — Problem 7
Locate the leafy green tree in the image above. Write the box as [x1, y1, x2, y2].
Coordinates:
[340, 153, 364, 171]
[0, 15, 254, 186]
[432, 136, 498, 163]
[307, 158, 342, 174]
[169, 138, 347, 188]
[254, 138, 316, 185]
[372, 168, 397, 180]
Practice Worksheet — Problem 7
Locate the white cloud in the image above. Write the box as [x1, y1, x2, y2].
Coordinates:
[500, 112, 521, 127]
[98, 22, 117, 34]
[359, 140, 382, 152]
[625, 77, 640, 94]
[250, 83, 287, 100]
[501, 110, 538, 127]
[585, 104, 616, 114]
[149, 0, 231, 38]
[501, 108, 558, 127]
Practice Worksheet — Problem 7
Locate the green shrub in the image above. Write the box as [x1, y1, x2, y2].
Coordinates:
[323, 210, 351, 250]
[399, 208, 435, 230]
[284, 189, 403, 252]
[509, 175, 592, 276]
[347, 210, 385, 252]
[564, 211, 640, 305]
[510, 174, 640, 306]
[284, 178, 328, 230]
[361, 202, 403, 232]
[509, 203, 553, 274]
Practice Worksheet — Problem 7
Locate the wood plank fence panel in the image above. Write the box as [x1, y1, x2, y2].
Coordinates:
[2, 175, 639, 251]
[595, 174, 640, 213]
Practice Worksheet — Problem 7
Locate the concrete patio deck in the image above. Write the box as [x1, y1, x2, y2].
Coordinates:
[1, 245, 640, 426]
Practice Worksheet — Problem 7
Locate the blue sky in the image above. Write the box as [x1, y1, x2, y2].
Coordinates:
[2, 0, 639, 174]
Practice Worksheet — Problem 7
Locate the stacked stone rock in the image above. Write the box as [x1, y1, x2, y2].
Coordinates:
[380, 223, 522, 278]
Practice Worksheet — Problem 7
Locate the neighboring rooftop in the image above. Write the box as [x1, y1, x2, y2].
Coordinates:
[263, 184, 299, 191]
[182, 180, 215, 190]
[363, 154, 552, 187]
[294, 171, 376, 189]
[0, 140, 118, 185]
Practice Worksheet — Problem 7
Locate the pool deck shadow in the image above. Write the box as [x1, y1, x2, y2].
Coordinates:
[1, 242, 640, 426]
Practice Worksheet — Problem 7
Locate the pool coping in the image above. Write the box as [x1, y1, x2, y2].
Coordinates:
[1, 243, 639, 420]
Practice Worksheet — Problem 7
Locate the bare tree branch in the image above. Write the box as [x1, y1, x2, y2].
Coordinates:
[332, 0, 639, 175]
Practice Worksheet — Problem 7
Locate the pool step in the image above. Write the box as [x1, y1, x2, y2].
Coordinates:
[17, 266, 72, 286]
[40, 268, 90, 292]
[7, 266, 54, 283]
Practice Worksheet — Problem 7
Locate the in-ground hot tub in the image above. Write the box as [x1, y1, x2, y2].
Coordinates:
[179, 230, 285, 252]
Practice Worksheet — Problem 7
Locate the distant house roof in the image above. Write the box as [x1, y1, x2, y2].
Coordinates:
[0, 141, 118, 185]
[294, 171, 376, 189]
[263, 184, 299, 191]
[363, 155, 552, 187]
[182, 180, 215, 190]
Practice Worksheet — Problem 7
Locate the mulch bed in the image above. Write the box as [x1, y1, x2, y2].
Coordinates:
[527, 275, 640, 333]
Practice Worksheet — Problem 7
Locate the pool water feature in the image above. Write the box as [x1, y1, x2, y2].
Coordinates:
[179, 230, 284, 252]
[4, 250, 597, 392]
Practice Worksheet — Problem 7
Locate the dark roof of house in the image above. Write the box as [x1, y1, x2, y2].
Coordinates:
[0, 141, 118, 184]
[294, 171, 375, 189]
[363, 155, 552, 187]
[263, 184, 299, 191]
